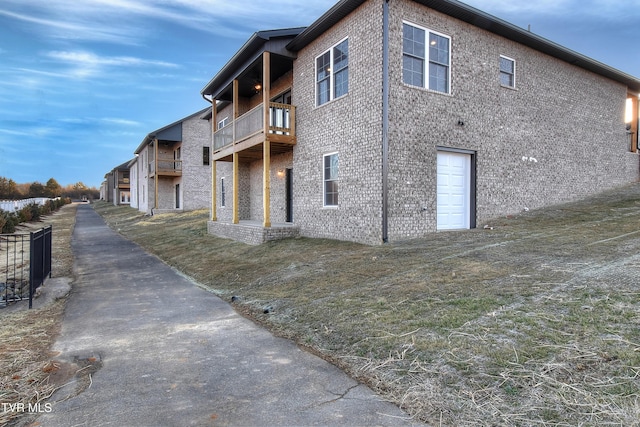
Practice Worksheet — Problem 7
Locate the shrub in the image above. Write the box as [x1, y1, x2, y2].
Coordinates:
[18, 205, 32, 223]
[1, 211, 19, 233]
[29, 203, 41, 222]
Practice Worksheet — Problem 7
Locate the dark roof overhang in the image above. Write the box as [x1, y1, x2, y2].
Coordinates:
[201, 27, 306, 99]
[134, 107, 211, 155]
[287, 0, 640, 93]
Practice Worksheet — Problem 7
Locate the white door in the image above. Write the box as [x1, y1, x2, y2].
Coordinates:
[437, 151, 471, 230]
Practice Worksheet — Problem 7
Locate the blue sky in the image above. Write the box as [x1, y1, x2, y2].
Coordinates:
[1, 0, 638, 189]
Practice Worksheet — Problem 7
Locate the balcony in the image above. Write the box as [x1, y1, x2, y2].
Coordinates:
[213, 102, 296, 162]
[149, 159, 182, 177]
[117, 177, 130, 189]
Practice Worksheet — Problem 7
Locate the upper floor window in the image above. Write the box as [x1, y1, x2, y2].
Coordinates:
[500, 56, 516, 88]
[316, 38, 349, 106]
[403, 22, 451, 94]
[323, 153, 339, 207]
[218, 117, 229, 129]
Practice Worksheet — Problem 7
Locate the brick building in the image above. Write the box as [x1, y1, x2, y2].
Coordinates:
[203, 0, 640, 245]
[131, 108, 212, 215]
[103, 160, 132, 206]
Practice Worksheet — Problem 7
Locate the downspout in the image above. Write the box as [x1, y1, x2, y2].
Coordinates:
[382, 0, 390, 243]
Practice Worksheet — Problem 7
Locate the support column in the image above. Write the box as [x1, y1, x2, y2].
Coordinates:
[232, 80, 240, 224]
[211, 99, 217, 221]
[263, 52, 271, 228]
[154, 138, 159, 210]
[232, 152, 239, 224]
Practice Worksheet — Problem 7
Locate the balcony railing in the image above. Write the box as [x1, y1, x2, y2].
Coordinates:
[214, 102, 295, 152]
[149, 159, 182, 175]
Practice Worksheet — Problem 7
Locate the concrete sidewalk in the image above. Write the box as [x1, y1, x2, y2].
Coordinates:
[37, 204, 421, 426]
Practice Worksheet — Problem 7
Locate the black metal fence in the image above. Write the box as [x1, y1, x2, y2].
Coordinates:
[0, 225, 52, 309]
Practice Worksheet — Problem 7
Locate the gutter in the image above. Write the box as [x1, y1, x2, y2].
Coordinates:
[381, 0, 390, 243]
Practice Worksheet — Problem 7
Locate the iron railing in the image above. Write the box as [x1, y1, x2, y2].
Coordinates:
[0, 225, 52, 309]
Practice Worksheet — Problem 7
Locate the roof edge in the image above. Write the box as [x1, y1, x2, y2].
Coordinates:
[134, 107, 211, 154]
[201, 27, 306, 97]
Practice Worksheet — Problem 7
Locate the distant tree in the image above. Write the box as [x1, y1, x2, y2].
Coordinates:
[28, 182, 46, 197]
[45, 178, 62, 198]
[0, 177, 19, 199]
[16, 183, 30, 198]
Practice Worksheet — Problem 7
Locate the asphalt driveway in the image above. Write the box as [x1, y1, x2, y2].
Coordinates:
[37, 204, 420, 426]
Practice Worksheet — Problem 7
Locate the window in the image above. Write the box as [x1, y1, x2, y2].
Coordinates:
[203, 147, 210, 166]
[323, 153, 338, 207]
[500, 56, 516, 88]
[218, 117, 229, 129]
[403, 23, 451, 94]
[316, 38, 349, 106]
[220, 178, 226, 207]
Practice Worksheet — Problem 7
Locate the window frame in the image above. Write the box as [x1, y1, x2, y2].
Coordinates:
[402, 21, 451, 94]
[323, 152, 339, 208]
[315, 37, 349, 106]
[218, 117, 229, 129]
[203, 146, 210, 166]
[499, 55, 516, 88]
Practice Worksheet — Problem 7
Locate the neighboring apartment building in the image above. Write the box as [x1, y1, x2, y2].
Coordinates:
[103, 161, 132, 205]
[132, 108, 212, 215]
[202, 0, 640, 245]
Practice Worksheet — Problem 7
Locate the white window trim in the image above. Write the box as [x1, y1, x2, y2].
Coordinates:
[402, 21, 452, 95]
[323, 152, 339, 208]
[315, 37, 349, 107]
[500, 55, 516, 89]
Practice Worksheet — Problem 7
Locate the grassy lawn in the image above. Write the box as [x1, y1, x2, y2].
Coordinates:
[92, 183, 640, 426]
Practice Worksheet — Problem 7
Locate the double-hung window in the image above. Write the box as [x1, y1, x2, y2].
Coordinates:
[323, 153, 338, 207]
[403, 22, 451, 94]
[499, 55, 516, 88]
[316, 38, 349, 106]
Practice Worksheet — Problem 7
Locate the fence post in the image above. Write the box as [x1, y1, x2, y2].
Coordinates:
[29, 230, 35, 309]
[28, 226, 52, 309]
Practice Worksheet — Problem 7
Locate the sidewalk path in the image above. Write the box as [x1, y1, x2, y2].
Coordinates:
[37, 204, 421, 426]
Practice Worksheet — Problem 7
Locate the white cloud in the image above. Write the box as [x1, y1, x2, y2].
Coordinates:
[101, 118, 142, 127]
[0, 0, 335, 44]
[45, 50, 179, 79]
[47, 51, 179, 68]
[0, 8, 142, 44]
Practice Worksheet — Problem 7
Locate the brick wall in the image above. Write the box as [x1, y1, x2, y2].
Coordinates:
[181, 114, 212, 211]
[292, 0, 384, 245]
[209, 0, 638, 246]
[385, 0, 638, 241]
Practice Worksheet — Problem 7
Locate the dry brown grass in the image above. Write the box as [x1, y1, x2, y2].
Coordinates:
[0, 203, 77, 426]
[93, 185, 640, 426]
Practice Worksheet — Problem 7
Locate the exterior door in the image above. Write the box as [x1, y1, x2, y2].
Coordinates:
[437, 151, 471, 230]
